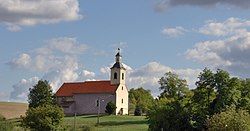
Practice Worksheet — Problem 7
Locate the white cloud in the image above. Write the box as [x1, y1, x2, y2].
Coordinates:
[47, 37, 88, 54]
[10, 77, 39, 102]
[199, 17, 250, 36]
[81, 70, 95, 78]
[100, 62, 201, 97]
[126, 62, 201, 96]
[186, 28, 250, 77]
[162, 26, 187, 37]
[0, 0, 82, 31]
[8, 37, 95, 102]
[9, 53, 31, 69]
[155, 0, 250, 12]
[9, 37, 88, 72]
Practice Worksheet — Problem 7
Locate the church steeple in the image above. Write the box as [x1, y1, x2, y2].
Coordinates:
[115, 48, 122, 63]
[110, 48, 126, 85]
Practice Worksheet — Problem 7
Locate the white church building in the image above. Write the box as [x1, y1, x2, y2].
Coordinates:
[56, 49, 128, 115]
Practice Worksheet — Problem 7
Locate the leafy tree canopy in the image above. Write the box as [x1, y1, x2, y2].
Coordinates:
[129, 87, 154, 113]
[28, 80, 56, 108]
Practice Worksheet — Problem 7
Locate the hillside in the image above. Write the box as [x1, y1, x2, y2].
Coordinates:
[0, 102, 28, 119]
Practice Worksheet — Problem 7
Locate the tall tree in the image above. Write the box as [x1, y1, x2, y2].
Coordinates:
[239, 79, 250, 112]
[129, 87, 154, 114]
[148, 72, 193, 131]
[158, 72, 190, 100]
[22, 80, 64, 130]
[190, 68, 216, 129]
[28, 80, 56, 108]
[211, 69, 241, 114]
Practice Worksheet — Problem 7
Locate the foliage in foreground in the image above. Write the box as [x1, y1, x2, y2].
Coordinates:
[22, 104, 64, 131]
[147, 69, 250, 131]
[129, 87, 154, 114]
[105, 101, 116, 115]
[0, 114, 14, 131]
[207, 106, 250, 131]
[22, 80, 64, 130]
[134, 105, 143, 116]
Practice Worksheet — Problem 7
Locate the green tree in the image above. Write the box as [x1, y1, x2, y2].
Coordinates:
[148, 101, 192, 131]
[211, 70, 242, 114]
[134, 105, 142, 116]
[148, 72, 192, 131]
[22, 80, 64, 130]
[28, 80, 56, 108]
[190, 68, 216, 129]
[238, 79, 250, 112]
[207, 106, 250, 131]
[22, 104, 64, 131]
[129, 87, 154, 114]
[105, 101, 116, 115]
[158, 72, 190, 100]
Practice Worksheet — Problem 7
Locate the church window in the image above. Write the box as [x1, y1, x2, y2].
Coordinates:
[96, 99, 99, 107]
[122, 86, 123, 90]
[122, 73, 124, 80]
[122, 99, 123, 104]
[114, 72, 117, 79]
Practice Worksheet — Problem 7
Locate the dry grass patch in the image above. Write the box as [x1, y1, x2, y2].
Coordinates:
[0, 102, 28, 119]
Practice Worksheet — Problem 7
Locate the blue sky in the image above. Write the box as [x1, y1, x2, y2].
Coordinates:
[1, 0, 250, 102]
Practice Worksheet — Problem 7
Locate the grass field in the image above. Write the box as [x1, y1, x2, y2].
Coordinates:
[0, 102, 148, 130]
[64, 115, 148, 131]
[0, 102, 28, 119]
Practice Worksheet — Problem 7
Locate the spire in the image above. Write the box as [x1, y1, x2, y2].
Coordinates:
[115, 48, 121, 62]
[111, 48, 126, 70]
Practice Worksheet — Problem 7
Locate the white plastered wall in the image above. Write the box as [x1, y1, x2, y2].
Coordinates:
[115, 84, 128, 115]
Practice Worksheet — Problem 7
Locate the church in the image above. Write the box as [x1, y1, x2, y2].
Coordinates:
[56, 49, 128, 115]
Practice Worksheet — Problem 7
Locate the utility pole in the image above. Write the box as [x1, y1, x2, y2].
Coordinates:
[97, 97, 100, 125]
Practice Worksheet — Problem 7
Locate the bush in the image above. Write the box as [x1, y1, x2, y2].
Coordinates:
[105, 102, 116, 115]
[22, 104, 64, 131]
[0, 115, 14, 131]
[0, 114, 5, 121]
[207, 106, 250, 131]
[134, 106, 142, 116]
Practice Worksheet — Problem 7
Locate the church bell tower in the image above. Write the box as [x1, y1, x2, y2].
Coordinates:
[110, 48, 126, 85]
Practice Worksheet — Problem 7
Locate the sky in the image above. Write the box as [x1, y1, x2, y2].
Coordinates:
[1, 0, 250, 102]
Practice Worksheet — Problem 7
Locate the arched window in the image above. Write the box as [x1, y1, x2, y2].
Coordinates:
[114, 72, 117, 79]
[122, 99, 123, 104]
[122, 73, 124, 80]
[122, 86, 123, 90]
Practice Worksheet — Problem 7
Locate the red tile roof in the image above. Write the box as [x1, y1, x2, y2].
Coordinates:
[56, 80, 118, 97]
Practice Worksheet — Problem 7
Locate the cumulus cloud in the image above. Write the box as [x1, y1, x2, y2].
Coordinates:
[47, 37, 88, 54]
[10, 77, 39, 102]
[127, 62, 201, 96]
[0, 0, 82, 31]
[199, 17, 250, 36]
[155, 0, 250, 12]
[100, 62, 201, 97]
[9, 53, 31, 69]
[186, 21, 250, 77]
[162, 26, 187, 37]
[9, 37, 88, 72]
[8, 37, 94, 101]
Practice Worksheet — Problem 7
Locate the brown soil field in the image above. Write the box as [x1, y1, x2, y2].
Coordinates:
[0, 101, 28, 119]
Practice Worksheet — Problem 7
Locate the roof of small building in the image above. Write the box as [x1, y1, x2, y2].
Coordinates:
[56, 80, 118, 97]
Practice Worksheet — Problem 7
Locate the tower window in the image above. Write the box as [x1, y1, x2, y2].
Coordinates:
[114, 72, 117, 79]
[122, 86, 123, 90]
[122, 99, 123, 104]
[122, 73, 124, 80]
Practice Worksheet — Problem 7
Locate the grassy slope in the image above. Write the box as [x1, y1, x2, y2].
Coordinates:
[64, 115, 148, 131]
[0, 102, 28, 119]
